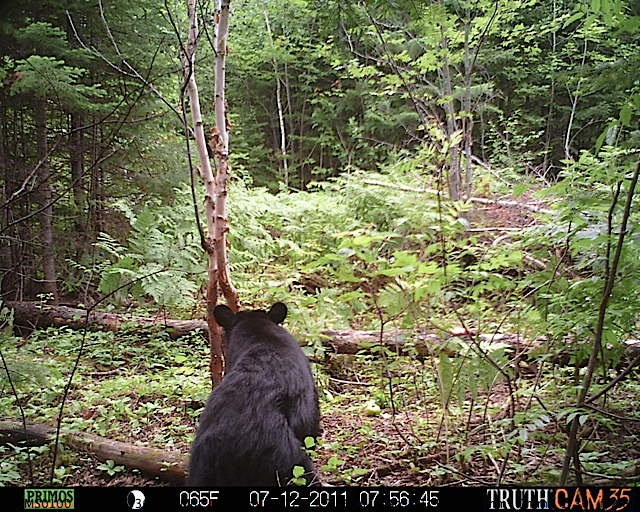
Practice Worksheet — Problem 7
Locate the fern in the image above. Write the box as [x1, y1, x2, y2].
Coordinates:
[95, 189, 205, 309]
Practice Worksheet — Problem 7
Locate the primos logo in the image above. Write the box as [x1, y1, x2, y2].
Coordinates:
[24, 489, 75, 509]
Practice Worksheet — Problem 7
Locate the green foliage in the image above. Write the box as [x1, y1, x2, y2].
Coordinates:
[524, 147, 640, 357]
[226, 180, 356, 270]
[290, 464, 310, 486]
[439, 338, 510, 409]
[96, 459, 126, 477]
[287, 164, 523, 331]
[3, 0, 639, 305]
[0, 351, 57, 391]
[11, 55, 105, 109]
[1, 0, 640, 489]
[0, 302, 59, 393]
[9, 22, 104, 108]
[0, 453, 22, 485]
[14, 22, 86, 61]
[96, 190, 204, 308]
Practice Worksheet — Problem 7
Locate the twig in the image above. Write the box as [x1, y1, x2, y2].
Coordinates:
[585, 353, 640, 405]
[67, 6, 184, 122]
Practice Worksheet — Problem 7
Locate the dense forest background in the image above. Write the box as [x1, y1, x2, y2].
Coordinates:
[1, 0, 640, 489]
[2, 0, 638, 305]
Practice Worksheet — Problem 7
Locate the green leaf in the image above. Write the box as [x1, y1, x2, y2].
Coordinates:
[620, 104, 632, 127]
[563, 11, 585, 28]
[513, 183, 530, 198]
[378, 268, 409, 276]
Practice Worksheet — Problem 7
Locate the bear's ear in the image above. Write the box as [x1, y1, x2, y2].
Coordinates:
[268, 303, 287, 324]
[214, 305, 235, 329]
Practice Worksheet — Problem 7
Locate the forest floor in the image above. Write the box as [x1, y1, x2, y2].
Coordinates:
[8, 354, 640, 488]
[4, 200, 640, 488]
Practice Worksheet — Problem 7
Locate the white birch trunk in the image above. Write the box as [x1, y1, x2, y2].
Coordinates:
[212, 0, 238, 312]
[184, 0, 216, 253]
[184, 0, 238, 387]
[264, 10, 288, 187]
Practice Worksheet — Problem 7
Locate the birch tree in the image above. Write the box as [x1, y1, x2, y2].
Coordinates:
[184, 0, 238, 387]
[264, 9, 289, 187]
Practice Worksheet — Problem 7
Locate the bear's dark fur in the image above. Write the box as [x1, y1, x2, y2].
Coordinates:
[186, 303, 320, 486]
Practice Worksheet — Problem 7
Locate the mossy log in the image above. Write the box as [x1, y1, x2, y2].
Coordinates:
[0, 419, 187, 484]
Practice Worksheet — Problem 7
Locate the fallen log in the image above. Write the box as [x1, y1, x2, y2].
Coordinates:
[6, 301, 530, 355]
[7, 301, 638, 359]
[3, 302, 543, 357]
[0, 419, 187, 485]
[6, 301, 208, 340]
[321, 329, 539, 359]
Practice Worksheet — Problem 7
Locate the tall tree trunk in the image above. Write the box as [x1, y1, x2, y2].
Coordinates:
[462, 12, 474, 200]
[564, 37, 588, 161]
[542, 0, 558, 174]
[184, 0, 238, 387]
[433, 0, 461, 201]
[2, 104, 26, 300]
[89, 115, 102, 234]
[212, 0, 238, 310]
[67, 12, 87, 245]
[34, 97, 58, 304]
[0, 94, 14, 298]
[69, 113, 87, 248]
[264, 10, 288, 188]
[184, 0, 223, 387]
[440, 33, 462, 202]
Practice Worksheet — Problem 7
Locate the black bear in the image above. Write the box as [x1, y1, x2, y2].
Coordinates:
[187, 303, 320, 486]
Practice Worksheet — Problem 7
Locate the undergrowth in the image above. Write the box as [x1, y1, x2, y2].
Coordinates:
[2, 321, 638, 486]
[2, 154, 640, 486]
